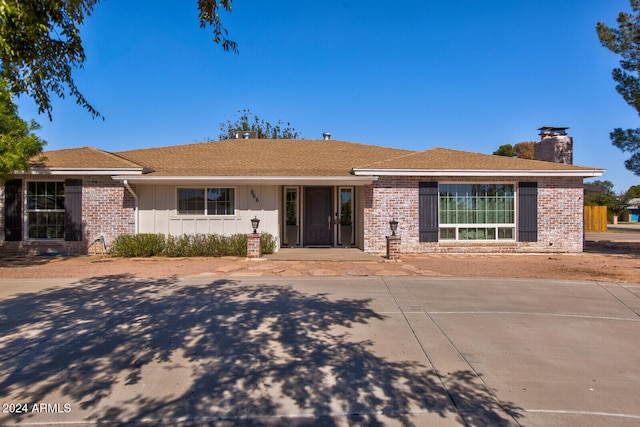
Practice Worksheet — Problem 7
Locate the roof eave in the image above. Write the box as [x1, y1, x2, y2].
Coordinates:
[111, 175, 379, 185]
[351, 168, 605, 178]
[19, 167, 146, 176]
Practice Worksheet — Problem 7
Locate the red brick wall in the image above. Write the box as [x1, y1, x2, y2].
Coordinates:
[82, 177, 136, 248]
[0, 176, 135, 255]
[363, 176, 585, 254]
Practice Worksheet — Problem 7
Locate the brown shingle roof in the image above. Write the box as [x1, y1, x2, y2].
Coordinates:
[116, 139, 414, 176]
[31, 147, 143, 169]
[34, 141, 602, 176]
[356, 147, 601, 171]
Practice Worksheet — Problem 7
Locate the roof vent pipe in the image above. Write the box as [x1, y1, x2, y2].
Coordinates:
[323, 132, 331, 140]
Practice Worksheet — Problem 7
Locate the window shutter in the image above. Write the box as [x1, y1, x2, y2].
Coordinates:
[64, 179, 83, 242]
[419, 181, 439, 242]
[4, 179, 23, 241]
[518, 182, 538, 242]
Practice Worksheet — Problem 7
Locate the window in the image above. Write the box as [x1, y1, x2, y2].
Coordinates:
[177, 188, 235, 215]
[438, 184, 515, 241]
[284, 187, 299, 246]
[339, 187, 354, 245]
[285, 187, 298, 226]
[27, 181, 65, 239]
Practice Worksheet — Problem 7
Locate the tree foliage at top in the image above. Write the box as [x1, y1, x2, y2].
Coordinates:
[218, 109, 301, 140]
[0, 0, 237, 120]
[492, 141, 535, 159]
[597, 0, 640, 175]
[514, 141, 535, 160]
[0, 79, 46, 181]
[492, 144, 515, 157]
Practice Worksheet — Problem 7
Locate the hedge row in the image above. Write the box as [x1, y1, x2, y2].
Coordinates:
[109, 233, 276, 257]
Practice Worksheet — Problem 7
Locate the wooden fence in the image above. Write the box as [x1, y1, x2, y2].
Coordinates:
[584, 206, 607, 232]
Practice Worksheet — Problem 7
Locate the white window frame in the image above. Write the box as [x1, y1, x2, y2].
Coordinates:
[26, 181, 66, 240]
[176, 187, 236, 216]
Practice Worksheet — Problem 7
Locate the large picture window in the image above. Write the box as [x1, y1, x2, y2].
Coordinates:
[439, 184, 515, 240]
[27, 181, 65, 239]
[177, 188, 235, 215]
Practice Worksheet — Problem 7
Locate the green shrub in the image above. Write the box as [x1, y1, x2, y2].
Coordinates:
[261, 232, 276, 254]
[109, 232, 277, 258]
[164, 234, 190, 257]
[109, 233, 166, 257]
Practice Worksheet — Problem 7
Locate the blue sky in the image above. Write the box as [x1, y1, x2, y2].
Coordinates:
[15, 0, 640, 192]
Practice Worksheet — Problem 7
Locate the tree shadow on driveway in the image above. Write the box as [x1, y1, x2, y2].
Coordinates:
[0, 275, 521, 426]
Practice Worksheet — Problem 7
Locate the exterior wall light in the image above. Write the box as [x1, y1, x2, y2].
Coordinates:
[251, 216, 260, 234]
[389, 219, 398, 236]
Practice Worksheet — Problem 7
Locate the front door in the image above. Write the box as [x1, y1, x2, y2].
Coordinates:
[304, 187, 333, 246]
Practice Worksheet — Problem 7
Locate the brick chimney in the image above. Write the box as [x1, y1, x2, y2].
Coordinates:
[534, 127, 573, 164]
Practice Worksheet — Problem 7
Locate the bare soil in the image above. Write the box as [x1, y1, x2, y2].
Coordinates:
[1, 241, 638, 284]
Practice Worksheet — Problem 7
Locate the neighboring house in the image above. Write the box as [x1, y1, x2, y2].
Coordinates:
[0, 137, 603, 255]
[621, 198, 640, 223]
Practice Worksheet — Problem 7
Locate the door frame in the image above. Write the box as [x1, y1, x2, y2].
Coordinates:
[282, 185, 357, 247]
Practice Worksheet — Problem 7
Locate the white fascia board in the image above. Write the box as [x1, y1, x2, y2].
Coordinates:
[351, 168, 605, 178]
[25, 168, 145, 176]
[110, 175, 379, 186]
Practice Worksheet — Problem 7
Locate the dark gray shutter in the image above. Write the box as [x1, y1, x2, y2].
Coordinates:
[64, 179, 83, 242]
[518, 182, 538, 242]
[419, 181, 439, 242]
[4, 179, 22, 241]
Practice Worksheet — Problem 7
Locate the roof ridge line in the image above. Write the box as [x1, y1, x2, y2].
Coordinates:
[355, 147, 430, 169]
[86, 146, 146, 169]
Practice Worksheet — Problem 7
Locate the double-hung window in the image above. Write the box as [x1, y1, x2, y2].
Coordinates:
[27, 182, 65, 239]
[439, 184, 515, 240]
[177, 188, 235, 215]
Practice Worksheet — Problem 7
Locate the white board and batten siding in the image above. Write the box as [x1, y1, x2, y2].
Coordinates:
[136, 184, 281, 240]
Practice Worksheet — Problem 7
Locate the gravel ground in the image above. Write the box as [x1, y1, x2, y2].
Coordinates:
[1, 240, 638, 284]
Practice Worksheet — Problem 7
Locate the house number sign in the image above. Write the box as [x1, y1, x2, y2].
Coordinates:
[250, 189, 260, 203]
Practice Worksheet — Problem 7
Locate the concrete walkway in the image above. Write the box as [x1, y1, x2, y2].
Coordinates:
[0, 276, 638, 426]
[264, 247, 383, 261]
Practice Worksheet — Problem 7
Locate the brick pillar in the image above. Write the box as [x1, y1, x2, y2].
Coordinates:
[386, 235, 401, 261]
[247, 233, 262, 259]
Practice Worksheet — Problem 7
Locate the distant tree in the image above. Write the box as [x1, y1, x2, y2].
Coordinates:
[585, 179, 629, 217]
[0, 0, 237, 119]
[218, 109, 301, 140]
[0, 80, 47, 181]
[515, 141, 535, 160]
[625, 184, 640, 199]
[493, 144, 516, 157]
[587, 180, 615, 194]
[596, 0, 640, 176]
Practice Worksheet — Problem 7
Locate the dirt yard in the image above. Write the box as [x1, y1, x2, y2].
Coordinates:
[1, 240, 638, 284]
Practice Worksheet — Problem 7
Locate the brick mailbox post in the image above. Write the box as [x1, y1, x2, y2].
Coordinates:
[386, 235, 401, 261]
[247, 233, 262, 259]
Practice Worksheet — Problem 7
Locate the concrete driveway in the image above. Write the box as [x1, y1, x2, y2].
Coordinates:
[0, 276, 638, 426]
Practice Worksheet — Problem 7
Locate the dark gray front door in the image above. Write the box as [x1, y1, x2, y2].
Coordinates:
[304, 187, 333, 246]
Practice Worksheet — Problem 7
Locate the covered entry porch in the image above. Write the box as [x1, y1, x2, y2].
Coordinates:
[280, 184, 368, 249]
